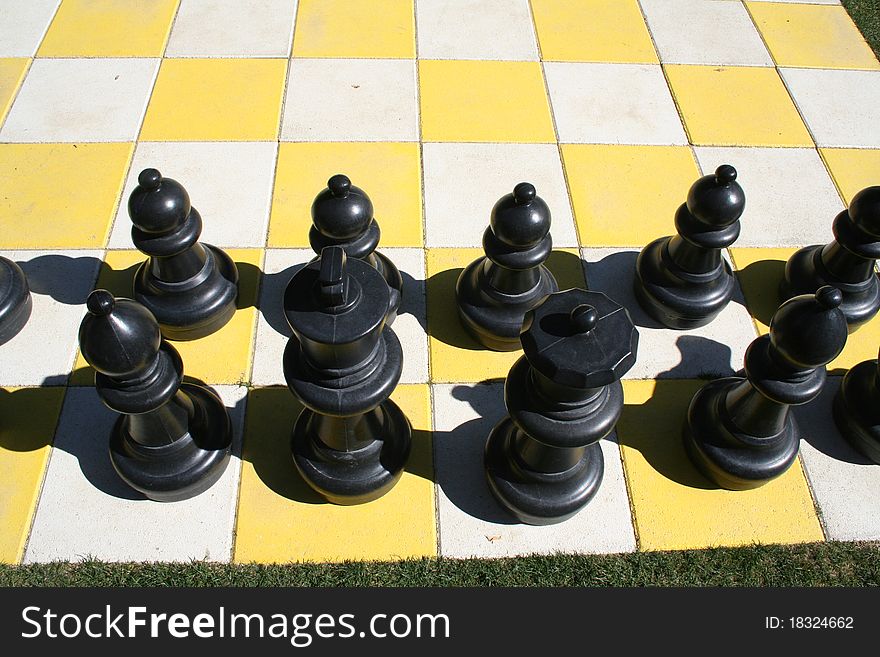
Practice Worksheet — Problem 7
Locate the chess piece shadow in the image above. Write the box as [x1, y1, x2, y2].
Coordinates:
[433, 381, 518, 525]
[799, 375, 876, 466]
[734, 259, 786, 327]
[616, 335, 737, 490]
[0, 384, 58, 453]
[398, 268, 427, 334]
[14, 254, 102, 305]
[243, 386, 434, 504]
[256, 263, 307, 338]
[582, 251, 665, 330]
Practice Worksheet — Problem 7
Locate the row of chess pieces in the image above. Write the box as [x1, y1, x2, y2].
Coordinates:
[0, 166, 879, 525]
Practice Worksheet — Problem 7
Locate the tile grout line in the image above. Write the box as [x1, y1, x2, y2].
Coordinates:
[411, 0, 443, 561]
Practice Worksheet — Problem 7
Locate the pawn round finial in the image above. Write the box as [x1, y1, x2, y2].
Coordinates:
[87, 289, 115, 316]
[138, 168, 162, 190]
[816, 285, 843, 310]
[847, 186, 880, 237]
[514, 182, 536, 205]
[490, 182, 551, 248]
[128, 168, 191, 233]
[570, 304, 598, 334]
[715, 165, 737, 185]
[311, 175, 373, 241]
[328, 174, 351, 198]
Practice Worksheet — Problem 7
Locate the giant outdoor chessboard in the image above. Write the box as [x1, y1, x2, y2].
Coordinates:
[2, 0, 880, 564]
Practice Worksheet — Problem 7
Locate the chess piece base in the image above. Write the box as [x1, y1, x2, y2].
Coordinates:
[484, 417, 604, 525]
[833, 360, 880, 464]
[634, 237, 736, 330]
[291, 399, 412, 505]
[109, 383, 233, 502]
[783, 244, 880, 331]
[456, 258, 558, 351]
[684, 377, 800, 490]
[0, 257, 33, 345]
[135, 244, 239, 341]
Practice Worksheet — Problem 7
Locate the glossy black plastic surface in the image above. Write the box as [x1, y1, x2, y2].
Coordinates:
[0, 255, 32, 345]
[78, 289, 232, 501]
[456, 182, 559, 351]
[485, 288, 638, 525]
[833, 355, 880, 463]
[310, 174, 402, 324]
[684, 286, 848, 490]
[783, 186, 880, 331]
[129, 168, 239, 341]
[634, 165, 744, 329]
[283, 246, 411, 505]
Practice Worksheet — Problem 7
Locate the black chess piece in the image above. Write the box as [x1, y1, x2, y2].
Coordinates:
[684, 286, 848, 490]
[456, 182, 559, 351]
[0, 256, 32, 345]
[832, 351, 880, 464]
[78, 289, 232, 502]
[283, 245, 411, 505]
[783, 185, 880, 330]
[634, 164, 744, 329]
[129, 168, 239, 341]
[484, 288, 638, 525]
[310, 174, 402, 324]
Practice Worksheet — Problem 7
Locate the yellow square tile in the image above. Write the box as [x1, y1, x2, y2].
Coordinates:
[531, 0, 657, 63]
[619, 379, 823, 551]
[0, 58, 29, 125]
[665, 65, 813, 147]
[0, 143, 133, 249]
[71, 249, 262, 385]
[140, 59, 287, 141]
[747, 2, 880, 71]
[561, 144, 699, 247]
[292, 0, 414, 58]
[819, 148, 880, 206]
[0, 387, 65, 563]
[426, 247, 585, 383]
[731, 247, 880, 375]
[38, 0, 179, 57]
[233, 384, 436, 562]
[419, 60, 555, 143]
[269, 142, 422, 247]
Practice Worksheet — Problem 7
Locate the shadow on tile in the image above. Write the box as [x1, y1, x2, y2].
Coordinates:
[17, 254, 102, 305]
[734, 258, 786, 327]
[0, 385, 65, 453]
[798, 376, 876, 466]
[242, 386, 434, 505]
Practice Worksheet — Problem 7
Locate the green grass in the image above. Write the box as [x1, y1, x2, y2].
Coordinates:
[2, 542, 878, 587]
[844, 0, 880, 57]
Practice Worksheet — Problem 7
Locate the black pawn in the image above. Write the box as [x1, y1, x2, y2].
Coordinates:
[833, 350, 880, 463]
[485, 288, 638, 525]
[129, 168, 239, 340]
[284, 245, 411, 505]
[684, 286, 848, 490]
[634, 164, 744, 329]
[0, 256, 32, 345]
[783, 186, 880, 330]
[78, 290, 232, 501]
[310, 174, 403, 324]
[456, 182, 559, 351]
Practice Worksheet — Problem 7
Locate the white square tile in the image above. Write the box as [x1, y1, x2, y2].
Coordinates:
[415, 0, 538, 60]
[0, 58, 159, 142]
[166, 0, 298, 57]
[0, 0, 60, 56]
[252, 248, 428, 386]
[640, 0, 772, 66]
[797, 377, 880, 541]
[780, 68, 880, 149]
[581, 247, 757, 380]
[544, 62, 688, 145]
[24, 385, 246, 563]
[423, 143, 577, 247]
[108, 142, 278, 249]
[281, 59, 418, 141]
[0, 250, 101, 386]
[433, 382, 637, 557]
[693, 147, 845, 247]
